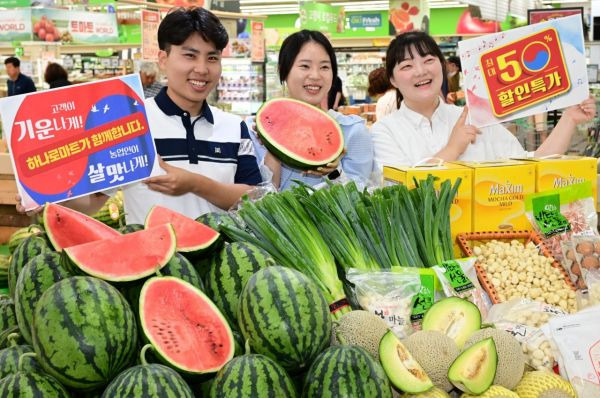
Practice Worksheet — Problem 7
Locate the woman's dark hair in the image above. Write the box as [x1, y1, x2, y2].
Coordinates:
[367, 67, 392, 97]
[385, 31, 446, 109]
[278, 30, 337, 85]
[158, 7, 228, 52]
[44, 63, 68, 84]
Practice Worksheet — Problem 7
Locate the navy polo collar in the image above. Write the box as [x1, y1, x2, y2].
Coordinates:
[153, 86, 214, 125]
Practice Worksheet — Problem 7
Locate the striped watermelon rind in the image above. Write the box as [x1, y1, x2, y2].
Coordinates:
[7, 225, 44, 255]
[8, 235, 51, 298]
[31, 276, 138, 390]
[139, 277, 234, 375]
[102, 345, 194, 398]
[302, 345, 393, 398]
[0, 344, 40, 379]
[0, 295, 17, 333]
[238, 266, 332, 373]
[204, 242, 274, 329]
[0, 371, 71, 397]
[209, 354, 298, 398]
[14, 252, 71, 345]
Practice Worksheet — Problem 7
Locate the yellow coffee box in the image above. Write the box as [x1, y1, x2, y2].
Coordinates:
[451, 160, 535, 232]
[383, 163, 472, 255]
[519, 156, 597, 208]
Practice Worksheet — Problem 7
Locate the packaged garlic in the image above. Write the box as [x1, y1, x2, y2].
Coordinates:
[346, 268, 420, 339]
[546, 307, 600, 398]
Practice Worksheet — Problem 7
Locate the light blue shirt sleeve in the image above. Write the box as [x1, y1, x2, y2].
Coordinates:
[331, 111, 374, 183]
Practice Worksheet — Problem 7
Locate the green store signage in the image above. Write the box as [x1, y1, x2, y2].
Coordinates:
[0, 0, 30, 8]
[349, 13, 382, 28]
[299, 1, 342, 33]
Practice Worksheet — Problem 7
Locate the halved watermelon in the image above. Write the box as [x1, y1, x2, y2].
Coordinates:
[256, 98, 344, 170]
[64, 224, 176, 282]
[44, 203, 121, 251]
[145, 206, 220, 256]
[140, 276, 234, 374]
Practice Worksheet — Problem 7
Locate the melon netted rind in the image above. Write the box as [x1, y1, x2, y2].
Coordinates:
[515, 371, 576, 398]
[460, 384, 519, 397]
[464, 328, 525, 390]
[402, 330, 459, 392]
[539, 388, 578, 398]
[401, 386, 450, 397]
[331, 310, 389, 360]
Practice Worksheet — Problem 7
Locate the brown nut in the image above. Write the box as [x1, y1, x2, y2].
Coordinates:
[566, 249, 577, 262]
[571, 262, 582, 277]
[581, 255, 600, 270]
[594, 241, 600, 255]
[576, 241, 595, 256]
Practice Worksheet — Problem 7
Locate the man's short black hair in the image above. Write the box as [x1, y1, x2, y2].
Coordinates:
[4, 57, 20, 68]
[277, 30, 337, 85]
[158, 7, 228, 52]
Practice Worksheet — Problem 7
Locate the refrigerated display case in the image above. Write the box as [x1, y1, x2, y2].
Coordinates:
[217, 58, 265, 116]
[265, 51, 283, 101]
[335, 50, 385, 104]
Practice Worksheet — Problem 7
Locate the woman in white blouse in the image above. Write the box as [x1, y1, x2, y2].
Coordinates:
[371, 31, 596, 170]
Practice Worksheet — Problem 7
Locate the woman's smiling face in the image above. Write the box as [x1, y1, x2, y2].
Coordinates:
[284, 41, 333, 107]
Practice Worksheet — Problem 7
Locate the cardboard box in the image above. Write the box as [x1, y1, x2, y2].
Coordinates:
[520, 156, 597, 208]
[383, 163, 472, 255]
[451, 160, 536, 232]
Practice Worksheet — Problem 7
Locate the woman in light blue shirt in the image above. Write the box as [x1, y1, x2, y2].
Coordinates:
[251, 30, 373, 191]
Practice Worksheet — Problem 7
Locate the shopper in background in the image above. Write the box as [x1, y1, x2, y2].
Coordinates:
[139, 61, 163, 98]
[445, 55, 462, 104]
[4, 57, 36, 96]
[251, 30, 373, 191]
[325, 75, 346, 111]
[371, 31, 596, 170]
[16, 7, 262, 223]
[44, 63, 72, 88]
[367, 66, 398, 121]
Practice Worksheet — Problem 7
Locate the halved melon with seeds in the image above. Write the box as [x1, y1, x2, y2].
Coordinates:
[379, 330, 434, 394]
[422, 297, 481, 349]
[139, 276, 234, 375]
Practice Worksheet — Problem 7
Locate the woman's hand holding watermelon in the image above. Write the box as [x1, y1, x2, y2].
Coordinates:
[305, 148, 346, 176]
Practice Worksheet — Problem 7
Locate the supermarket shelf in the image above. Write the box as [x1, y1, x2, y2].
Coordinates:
[0, 43, 137, 56]
[115, 0, 267, 19]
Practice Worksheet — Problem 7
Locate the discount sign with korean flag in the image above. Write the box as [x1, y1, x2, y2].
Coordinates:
[459, 14, 588, 128]
[0, 74, 159, 211]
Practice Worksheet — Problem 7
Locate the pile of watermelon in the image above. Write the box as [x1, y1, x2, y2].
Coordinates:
[0, 202, 393, 397]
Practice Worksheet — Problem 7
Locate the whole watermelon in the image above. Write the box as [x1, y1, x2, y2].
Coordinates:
[7, 225, 43, 255]
[0, 327, 22, 349]
[14, 252, 71, 344]
[196, 212, 236, 236]
[238, 266, 331, 373]
[0, 295, 17, 332]
[302, 346, 393, 398]
[0, 343, 40, 378]
[205, 242, 274, 329]
[0, 371, 71, 397]
[31, 276, 137, 390]
[8, 235, 51, 298]
[209, 354, 297, 398]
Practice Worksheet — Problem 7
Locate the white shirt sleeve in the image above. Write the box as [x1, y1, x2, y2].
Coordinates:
[371, 116, 412, 171]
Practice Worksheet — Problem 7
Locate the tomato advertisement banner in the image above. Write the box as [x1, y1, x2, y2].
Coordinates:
[459, 15, 589, 128]
[0, 75, 159, 211]
[528, 8, 583, 25]
[141, 10, 160, 61]
[31, 8, 118, 44]
[0, 9, 32, 43]
[389, 0, 429, 35]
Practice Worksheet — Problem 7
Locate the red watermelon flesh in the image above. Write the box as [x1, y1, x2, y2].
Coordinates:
[140, 277, 234, 374]
[145, 206, 220, 253]
[256, 98, 344, 170]
[44, 202, 121, 251]
[64, 224, 176, 282]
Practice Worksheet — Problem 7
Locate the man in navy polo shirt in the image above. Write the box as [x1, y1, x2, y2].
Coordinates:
[16, 7, 262, 223]
[4, 57, 36, 96]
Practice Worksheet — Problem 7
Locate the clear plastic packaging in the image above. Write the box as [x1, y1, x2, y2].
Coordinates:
[486, 298, 568, 371]
[432, 257, 492, 318]
[346, 268, 421, 339]
[546, 307, 600, 397]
